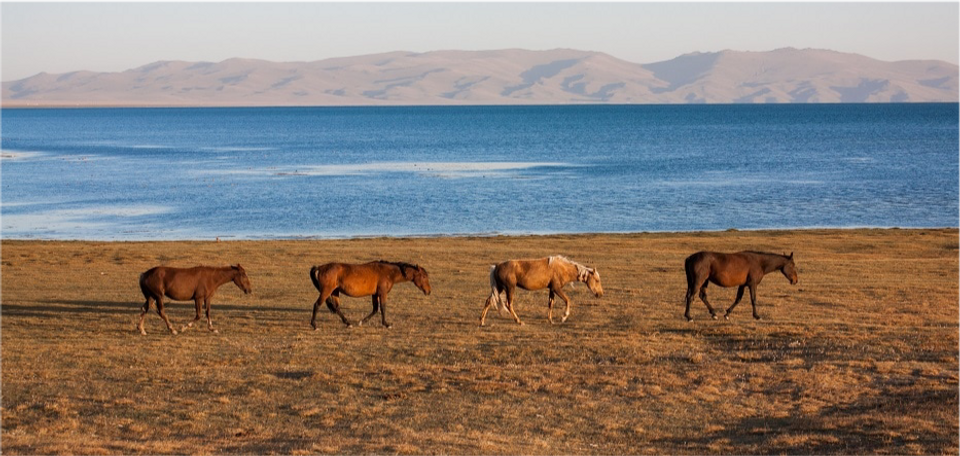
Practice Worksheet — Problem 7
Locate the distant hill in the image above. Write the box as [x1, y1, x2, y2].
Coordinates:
[3, 48, 957, 106]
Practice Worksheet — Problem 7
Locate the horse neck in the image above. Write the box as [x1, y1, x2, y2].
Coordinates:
[549, 256, 585, 283]
[385, 262, 412, 283]
[212, 266, 238, 286]
[759, 254, 788, 274]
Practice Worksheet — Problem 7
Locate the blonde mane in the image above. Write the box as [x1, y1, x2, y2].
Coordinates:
[548, 255, 596, 281]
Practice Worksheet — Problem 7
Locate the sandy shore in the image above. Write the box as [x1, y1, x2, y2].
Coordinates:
[2, 228, 957, 454]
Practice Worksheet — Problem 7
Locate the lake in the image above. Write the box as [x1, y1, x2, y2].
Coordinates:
[1, 104, 957, 240]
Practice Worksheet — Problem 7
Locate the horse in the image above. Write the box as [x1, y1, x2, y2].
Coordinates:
[138, 264, 252, 335]
[684, 251, 798, 321]
[309, 260, 431, 329]
[480, 255, 603, 326]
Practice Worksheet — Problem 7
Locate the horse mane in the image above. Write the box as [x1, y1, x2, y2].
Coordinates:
[376, 260, 421, 274]
[548, 256, 597, 281]
[744, 251, 792, 259]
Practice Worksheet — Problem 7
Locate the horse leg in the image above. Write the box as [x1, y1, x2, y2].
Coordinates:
[138, 297, 152, 335]
[311, 289, 335, 330]
[698, 283, 719, 320]
[556, 288, 573, 323]
[724, 285, 746, 320]
[327, 292, 353, 327]
[378, 293, 391, 329]
[504, 286, 523, 326]
[684, 276, 705, 321]
[205, 297, 218, 333]
[155, 297, 177, 335]
[748, 283, 761, 320]
[684, 286, 696, 322]
[359, 294, 380, 326]
[547, 289, 556, 324]
[480, 292, 499, 327]
[181, 297, 203, 332]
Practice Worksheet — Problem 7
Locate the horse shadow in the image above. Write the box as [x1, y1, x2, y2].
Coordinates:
[2, 299, 301, 318]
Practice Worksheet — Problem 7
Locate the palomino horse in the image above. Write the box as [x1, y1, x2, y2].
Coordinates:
[309, 261, 431, 329]
[684, 251, 798, 321]
[480, 256, 603, 326]
[138, 264, 252, 335]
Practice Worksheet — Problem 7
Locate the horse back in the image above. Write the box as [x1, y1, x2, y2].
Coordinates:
[140, 266, 214, 301]
[312, 262, 388, 296]
[496, 258, 554, 291]
[686, 251, 755, 288]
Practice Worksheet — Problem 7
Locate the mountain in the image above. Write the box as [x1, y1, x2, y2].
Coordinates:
[3, 48, 957, 106]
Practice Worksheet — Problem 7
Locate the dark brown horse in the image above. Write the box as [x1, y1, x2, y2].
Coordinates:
[138, 264, 252, 335]
[684, 251, 797, 321]
[480, 255, 603, 326]
[309, 260, 431, 329]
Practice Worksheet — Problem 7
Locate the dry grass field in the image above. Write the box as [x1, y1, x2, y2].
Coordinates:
[2, 229, 957, 455]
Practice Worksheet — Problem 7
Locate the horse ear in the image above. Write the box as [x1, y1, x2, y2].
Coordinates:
[788, 252, 794, 259]
[235, 264, 244, 270]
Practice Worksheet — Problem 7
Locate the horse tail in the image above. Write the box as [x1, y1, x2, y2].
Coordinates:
[486, 265, 504, 311]
[684, 254, 698, 289]
[139, 268, 157, 299]
[309, 265, 322, 291]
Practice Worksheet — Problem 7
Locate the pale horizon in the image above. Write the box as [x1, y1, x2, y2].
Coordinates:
[3, 2, 958, 82]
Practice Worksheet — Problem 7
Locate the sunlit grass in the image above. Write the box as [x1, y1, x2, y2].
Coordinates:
[2, 229, 957, 454]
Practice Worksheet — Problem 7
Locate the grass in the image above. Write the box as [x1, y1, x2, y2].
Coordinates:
[2, 228, 957, 454]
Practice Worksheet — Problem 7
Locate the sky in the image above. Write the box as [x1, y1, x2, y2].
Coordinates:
[2, 2, 958, 82]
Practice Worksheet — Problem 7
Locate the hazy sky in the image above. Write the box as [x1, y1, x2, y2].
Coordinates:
[2, 2, 958, 82]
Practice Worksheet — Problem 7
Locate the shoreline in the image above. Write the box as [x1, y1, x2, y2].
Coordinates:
[2, 226, 956, 243]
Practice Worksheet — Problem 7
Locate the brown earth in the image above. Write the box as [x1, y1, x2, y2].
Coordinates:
[2, 229, 957, 454]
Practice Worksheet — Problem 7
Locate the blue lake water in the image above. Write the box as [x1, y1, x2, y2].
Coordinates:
[1, 104, 957, 240]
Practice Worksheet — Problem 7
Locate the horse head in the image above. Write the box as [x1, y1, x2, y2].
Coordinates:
[233, 264, 253, 294]
[584, 268, 604, 298]
[405, 264, 431, 296]
[781, 252, 798, 285]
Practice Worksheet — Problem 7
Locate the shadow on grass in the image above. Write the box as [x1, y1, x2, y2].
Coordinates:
[2, 299, 302, 318]
[655, 383, 957, 454]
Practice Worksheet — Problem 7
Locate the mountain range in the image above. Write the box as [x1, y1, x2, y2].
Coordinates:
[3, 48, 957, 106]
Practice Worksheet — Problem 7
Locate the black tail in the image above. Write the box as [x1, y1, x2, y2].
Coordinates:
[309, 265, 322, 292]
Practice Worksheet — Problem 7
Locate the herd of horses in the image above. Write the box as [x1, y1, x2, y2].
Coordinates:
[137, 251, 798, 335]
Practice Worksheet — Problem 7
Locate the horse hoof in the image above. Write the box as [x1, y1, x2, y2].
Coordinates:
[171, 330, 178, 335]
[711, 314, 718, 320]
[211, 329, 219, 334]
[139, 330, 147, 336]
[724, 314, 730, 320]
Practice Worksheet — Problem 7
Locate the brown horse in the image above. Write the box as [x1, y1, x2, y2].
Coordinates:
[138, 264, 252, 335]
[480, 255, 603, 326]
[309, 260, 431, 329]
[684, 251, 797, 321]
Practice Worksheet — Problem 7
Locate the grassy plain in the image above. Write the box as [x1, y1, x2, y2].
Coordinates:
[2, 229, 958, 454]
